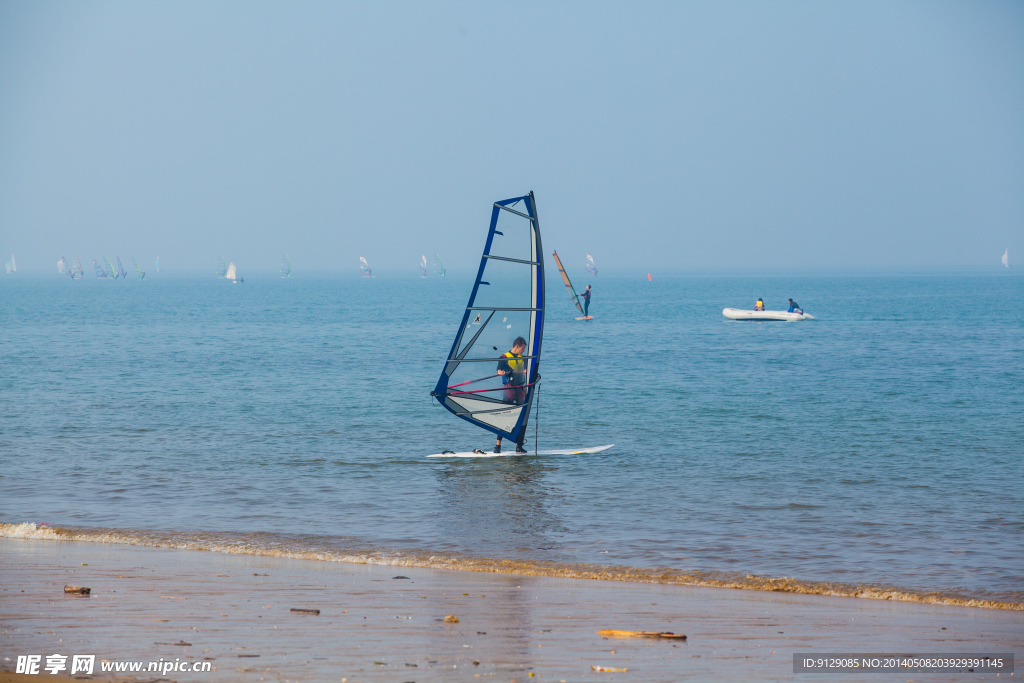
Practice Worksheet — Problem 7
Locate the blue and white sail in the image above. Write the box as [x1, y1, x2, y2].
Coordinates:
[93, 259, 108, 278]
[71, 257, 83, 279]
[432, 192, 544, 441]
[58, 257, 67, 275]
[586, 253, 597, 276]
[420, 254, 428, 277]
[359, 256, 372, 277]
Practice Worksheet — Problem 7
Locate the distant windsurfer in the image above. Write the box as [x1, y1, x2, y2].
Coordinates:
[787, 298, 802, 314]
[581, 285, 592, 317]
[754, 297, 765, 311]
[494, 336, 528, 454]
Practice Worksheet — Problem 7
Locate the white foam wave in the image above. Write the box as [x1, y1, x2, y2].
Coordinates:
[2, 521, 1020, 612]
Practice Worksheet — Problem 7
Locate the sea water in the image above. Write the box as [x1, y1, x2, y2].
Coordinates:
[2, 272, 1022, 608]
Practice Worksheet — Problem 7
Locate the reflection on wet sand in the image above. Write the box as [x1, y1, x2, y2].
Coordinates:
[432, 458, 571, 668]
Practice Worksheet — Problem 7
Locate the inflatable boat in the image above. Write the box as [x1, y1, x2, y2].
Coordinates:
[723, 308, 815, 321]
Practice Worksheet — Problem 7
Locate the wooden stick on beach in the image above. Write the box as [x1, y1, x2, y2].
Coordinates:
[597, 630, 686, 639]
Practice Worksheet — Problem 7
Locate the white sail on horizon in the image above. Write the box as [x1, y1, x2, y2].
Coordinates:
[58, 257, 67, 274]
[226, 262, 237, 280]
[1002, 249, 1009, 268]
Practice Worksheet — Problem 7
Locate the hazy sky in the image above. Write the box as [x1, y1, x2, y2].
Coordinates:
[1, 0, 1022, 274]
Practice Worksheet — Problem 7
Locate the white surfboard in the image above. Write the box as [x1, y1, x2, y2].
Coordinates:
[427, 444, 614, 458]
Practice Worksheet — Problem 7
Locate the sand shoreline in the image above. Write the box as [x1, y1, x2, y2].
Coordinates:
[3, 522, 1019, 612]
[2, 538, 1021, 682]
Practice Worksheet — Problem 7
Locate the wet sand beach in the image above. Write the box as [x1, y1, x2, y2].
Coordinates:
[1, 538, 1020, 682]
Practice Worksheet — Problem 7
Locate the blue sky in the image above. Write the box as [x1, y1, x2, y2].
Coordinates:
[1, 0, 1022, 274]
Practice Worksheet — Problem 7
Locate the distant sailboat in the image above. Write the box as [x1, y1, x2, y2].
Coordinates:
[281, 255, 292, 278]
[433, 254, 446, 277]
[58, 257, 67, 275]
[586, 253, 597, 276]
[105, 257, 120, 280]
[217, 255, 228, 278]
[115, 256, 128, 280]
[93, 259, 109, 278]
[154, 255, 161, 272]
[552, 250, 589, 319]
[1002, 249, 1009, 268]
[132, 255, 146, 280]
[420, 255, 428, 277]
[225, 261, 238, 282]
[71, 258, 83, 280]
[5, 255, 15, 274]
[359, 256, 372, 277]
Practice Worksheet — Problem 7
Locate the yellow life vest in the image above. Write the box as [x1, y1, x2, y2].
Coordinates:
[502, 351, 525, 373]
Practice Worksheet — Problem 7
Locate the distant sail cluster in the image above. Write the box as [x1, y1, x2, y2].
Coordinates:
[358, 254, 445, 277]
[14, 252, 593, 280]
[217, 255, 243, 283]
[56, 256, 145, 280]
[38, 255, 158, 280]
[5, 248, 1015, 278]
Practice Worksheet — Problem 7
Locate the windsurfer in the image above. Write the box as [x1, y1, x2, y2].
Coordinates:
[754, 297, 765, 311]
[581, 285, 592, 317]
[494, 337, 528, 453]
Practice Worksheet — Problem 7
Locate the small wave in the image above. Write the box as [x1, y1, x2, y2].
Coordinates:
[2, 522, 1020, 611]
[736, 502, 823, 511]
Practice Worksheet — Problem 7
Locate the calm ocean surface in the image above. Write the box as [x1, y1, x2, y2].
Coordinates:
[2, 271, 1022, 606]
